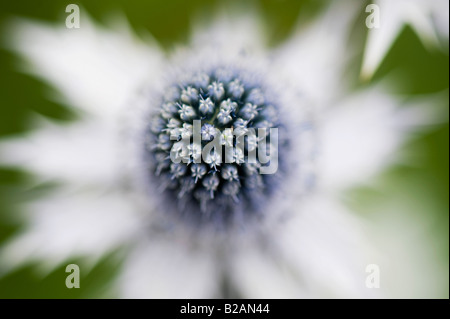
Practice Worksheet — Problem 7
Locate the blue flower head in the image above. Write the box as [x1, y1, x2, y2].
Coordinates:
[144, 65, 290, 228]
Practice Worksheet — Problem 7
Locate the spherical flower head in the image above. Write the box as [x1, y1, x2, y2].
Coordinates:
[145, 65, 290, 228]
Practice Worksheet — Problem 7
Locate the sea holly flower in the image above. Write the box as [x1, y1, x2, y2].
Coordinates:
[0, 1, 443, 298]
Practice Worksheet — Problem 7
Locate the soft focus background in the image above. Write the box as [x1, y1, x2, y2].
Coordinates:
[0, 0, 448, 298]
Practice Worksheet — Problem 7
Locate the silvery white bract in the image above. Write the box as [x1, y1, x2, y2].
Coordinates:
[0, 1, 445, 298]
[362, 0, 449, 79]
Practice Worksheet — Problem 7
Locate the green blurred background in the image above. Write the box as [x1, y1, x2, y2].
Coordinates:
[0, 0, 448, 298]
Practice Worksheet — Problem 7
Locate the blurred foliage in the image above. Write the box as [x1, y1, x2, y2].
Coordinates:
[0, 252, 122, 298]
[0, 0, 448, 298]
[369, 25, 449, 214]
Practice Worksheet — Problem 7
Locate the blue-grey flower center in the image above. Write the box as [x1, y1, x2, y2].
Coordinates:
[145, 67, 287, 225]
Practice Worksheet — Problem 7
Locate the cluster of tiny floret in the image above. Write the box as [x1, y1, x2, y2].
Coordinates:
[145, 67, 281, 219]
